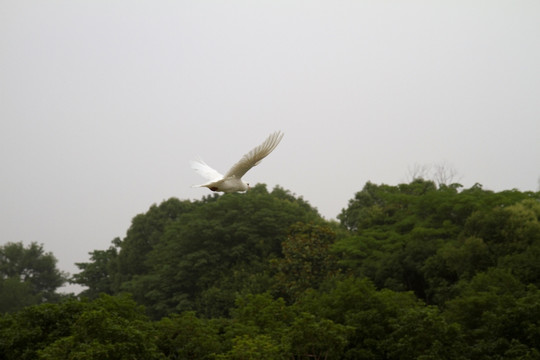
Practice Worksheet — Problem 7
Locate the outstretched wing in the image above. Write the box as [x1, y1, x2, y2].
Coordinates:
[190, 158, 224, 182]
[224, 131, 284, 179]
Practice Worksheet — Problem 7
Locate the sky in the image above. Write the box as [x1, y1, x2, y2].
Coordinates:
[1, 1, 539, 293]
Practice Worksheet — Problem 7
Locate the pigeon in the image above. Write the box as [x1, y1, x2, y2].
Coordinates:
[191, 131, 284, 193]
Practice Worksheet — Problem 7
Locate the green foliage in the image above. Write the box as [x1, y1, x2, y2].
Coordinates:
[299, 277, 412, 358]
[112, 185, 321, 318]
[0, 242, 67, 313]
[444, 269, 540, 359]
[72, 238, 120, 298]
[0, 278, 39, 313]
[225, 292, 350, 359]
[118, 198, 195, 282]
[228, 292, 292, 339]
[284, 312, 350, 360]
[0, 299, 84, 360]
[296, 276, 466, 359]
[384, 306, 466, 360]
[423, 236, 492, 303]
[465, 199, 540, 261]
[154, 311, 223, 359]
[217, 334, 283, 360]
[0, 294, 161, 360]
[5, 181, 540, 358]
[272, 222, 340, 302]
[335, 182, 539, 303]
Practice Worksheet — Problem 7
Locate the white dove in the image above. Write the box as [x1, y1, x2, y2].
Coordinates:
[191, 131, 284, 193]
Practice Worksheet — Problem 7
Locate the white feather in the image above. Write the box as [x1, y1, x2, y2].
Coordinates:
[224, 131, 284, 179]
[190, 158, 223, 182]
[190, 131, 284, 193]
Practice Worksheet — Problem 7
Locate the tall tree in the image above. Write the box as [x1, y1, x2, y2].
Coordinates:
[336, 181, 539, 303]
[0, 242, 67, 313]
[71, 238, 120, 298]
[74, 184, 322, 319]
[134, 185, 322, 318]
[116, 198, 196, 283]
[73, 198, 196, 298]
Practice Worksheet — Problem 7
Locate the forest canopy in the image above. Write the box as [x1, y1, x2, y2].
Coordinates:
[1, 181, 539, 359]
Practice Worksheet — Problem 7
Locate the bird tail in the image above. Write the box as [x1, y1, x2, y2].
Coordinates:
[190, 158, 224, 182]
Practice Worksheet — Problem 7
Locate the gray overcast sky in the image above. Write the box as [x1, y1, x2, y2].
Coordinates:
[1, 1, 539, 292]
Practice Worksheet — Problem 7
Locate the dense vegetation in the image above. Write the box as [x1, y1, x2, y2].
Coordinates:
[1, 181, 539, 359]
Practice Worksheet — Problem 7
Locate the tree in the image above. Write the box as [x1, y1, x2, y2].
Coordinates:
[224, 292, 349, 359]
[117, 185, 321, 318]
[283, 312, 350, 360]
[154, 312, 223, 360]
[406, 161, 460, 187]
[116, 198, 195, 283]
[4, 180, 540, 359]
[0, 242, 67, 313]
[298, 277, 467, 359]
[336, 181, 539, 304]
[0, 278, 39, 314]
[298, 277, 411, 359]
[217, 335, 283, 360]
[71, 238, 120, 298]
[384, 306, 467, 360]
[0, 299, 85, 360]
[38, 294, 161, 360]
[0, 294, 162, 360]
[220, 292, 292, 358]
[423, 236, 492, 304]
[228, 292, 292, 341]
[272, 222, 339, 302]
[444, 269, 540, 359]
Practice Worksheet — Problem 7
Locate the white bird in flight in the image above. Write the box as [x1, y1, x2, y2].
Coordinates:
[191, 131, 284, 193]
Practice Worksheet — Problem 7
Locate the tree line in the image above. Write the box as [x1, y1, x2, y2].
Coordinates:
[1, 181, 539, 359]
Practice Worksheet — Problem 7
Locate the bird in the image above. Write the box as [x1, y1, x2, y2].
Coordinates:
[190, 131, 284, 193]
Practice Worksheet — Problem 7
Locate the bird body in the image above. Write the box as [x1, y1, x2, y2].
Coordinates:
[191, 131, 284, 193]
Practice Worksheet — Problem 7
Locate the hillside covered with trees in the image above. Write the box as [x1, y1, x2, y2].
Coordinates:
[1, 181, 540, 359]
